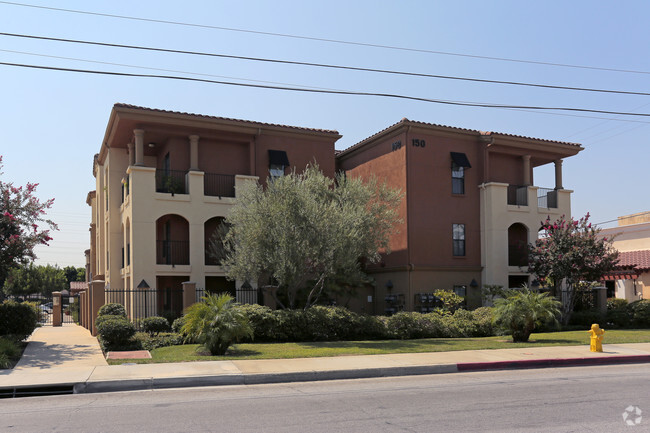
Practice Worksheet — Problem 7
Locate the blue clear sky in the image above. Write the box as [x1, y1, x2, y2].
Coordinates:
[1, 1, 649, 268]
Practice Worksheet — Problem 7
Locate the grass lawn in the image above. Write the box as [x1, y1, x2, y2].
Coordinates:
[107, 329, 650, 365]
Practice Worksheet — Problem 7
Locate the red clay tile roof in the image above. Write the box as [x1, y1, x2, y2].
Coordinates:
[337, 118, 581, 157]
[617, 250, 650, 272]
[114, 103, 340, 135]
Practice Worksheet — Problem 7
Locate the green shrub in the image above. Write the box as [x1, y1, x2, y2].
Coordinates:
[627, 300, 650, 327]
[273, 309, 309, 342]
[304, 306, 360, 341]
[0, 337, 21, 369]
[606, 307, 631, 328]
[386, 312, 432, 339]
[134, 332, 184, 351]
[159, 309, 180, 327]
[433, 290, 464, 312]
[568, 309, 605, 327]
[607, 298, 628, 310]
[140, 316, 171, 335]
[171, 316, 186, 333]
[0, 301, 39, 342]
[95, 315, 137, 351]
[181, 294, 253, 355]
[471, 307, 494, 337]
[238, 304, 279, 342]
[355, 314, 389, 340]
[98, 303, 127, 318]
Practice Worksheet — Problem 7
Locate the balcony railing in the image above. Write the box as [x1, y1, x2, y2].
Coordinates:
[537, 188, 558, 209]
[507, 185, 528, 206]
[204, 173, 235, 198]
[156, 240, 190, 265]
[155, 170, 187, 194]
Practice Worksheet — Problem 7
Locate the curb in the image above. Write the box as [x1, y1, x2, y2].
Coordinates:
[75, 364, 459, 394]
[457, 354, 650, 372]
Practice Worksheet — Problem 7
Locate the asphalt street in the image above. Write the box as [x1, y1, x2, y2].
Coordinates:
[2, 364, 648, 432]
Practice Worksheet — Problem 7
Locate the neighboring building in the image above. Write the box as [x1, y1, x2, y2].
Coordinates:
[89, 103, 340, 317]
[600, 212, 650, 301]
[336, 119, 582, 313]
[88, 105, 583, 316]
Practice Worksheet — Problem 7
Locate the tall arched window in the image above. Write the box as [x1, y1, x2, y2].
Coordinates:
[508, 223, 529, 266]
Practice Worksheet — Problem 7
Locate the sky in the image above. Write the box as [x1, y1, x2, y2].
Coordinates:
[1, 1, 649, 268]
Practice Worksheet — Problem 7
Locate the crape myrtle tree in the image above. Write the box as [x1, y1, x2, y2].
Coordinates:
[218, 164, 402, 310]
[0, 156, 56, 288]
[528, 213, 618, 323]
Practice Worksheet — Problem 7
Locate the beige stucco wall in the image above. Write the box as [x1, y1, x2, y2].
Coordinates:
[479, 182, 572, 290]
[600, 222, 650, 252]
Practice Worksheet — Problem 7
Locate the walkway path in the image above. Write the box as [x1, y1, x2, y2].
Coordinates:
[1, 323, 106, 390]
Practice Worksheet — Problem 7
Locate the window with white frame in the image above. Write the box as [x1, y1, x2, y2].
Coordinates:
[452, 223, 465, 256]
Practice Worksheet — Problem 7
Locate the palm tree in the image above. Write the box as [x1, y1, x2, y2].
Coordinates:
[181, 293, 253, 355]
[493, 289, 561, 342]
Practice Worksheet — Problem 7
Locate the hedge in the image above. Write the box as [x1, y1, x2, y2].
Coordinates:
[0, 301, 39, 342]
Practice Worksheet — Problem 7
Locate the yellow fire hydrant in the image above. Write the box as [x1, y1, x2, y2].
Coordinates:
[588, 323, 605, 352]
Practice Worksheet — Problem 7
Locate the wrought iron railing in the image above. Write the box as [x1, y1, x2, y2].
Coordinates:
[155, 169, 187, 194]
[537, 187, 558, 209]
[507, 185, 528, 206]
[204, 173, 236, 198]
[156, 240, 190, 265]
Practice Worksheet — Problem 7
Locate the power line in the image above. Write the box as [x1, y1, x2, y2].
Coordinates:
[0, 48, 344, 92]
[3, 32, 650, 98]
[2, 1, 650, 76]
[4, 60, 650, 118]
[595, 211, 650, 226]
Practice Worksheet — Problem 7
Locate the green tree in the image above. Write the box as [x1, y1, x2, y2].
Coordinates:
[220, 165, 402, 310]
[63, 266, 85, 284]
[2, 264, 66, 297]
[528, 213, 618, 323]
[180, 293, 253, 355]
[493, 289, 561, 342]
[0, 156, 57, 288]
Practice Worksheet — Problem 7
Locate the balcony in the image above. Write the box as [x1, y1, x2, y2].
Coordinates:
[204, 173, 235, 198]
[507, 185, 557, 208]
[155, 170, 188, 195]
[156, 240, 190, 265]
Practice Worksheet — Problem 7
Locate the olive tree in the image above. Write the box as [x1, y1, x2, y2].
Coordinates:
[219, 165, 402, 310]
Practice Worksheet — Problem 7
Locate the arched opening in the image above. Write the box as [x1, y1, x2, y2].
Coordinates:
[204, 216, 229, 266]
[155, 214, 190, 265]
[508, 223, 529, 267]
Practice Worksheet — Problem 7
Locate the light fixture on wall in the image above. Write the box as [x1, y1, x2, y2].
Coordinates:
[385, 280, 393, 291]
[137, 279, 150, 289]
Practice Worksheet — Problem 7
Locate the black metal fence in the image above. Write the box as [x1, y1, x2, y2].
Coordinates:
[195, 285, 260, 304]
[507, 185, 528, 206]
[537, 187, 558, 209]
[104, 287, 183, 328]
[156, 240, 190, 265]
[155, 169, 187, 194]
[204, 173, 236, 198]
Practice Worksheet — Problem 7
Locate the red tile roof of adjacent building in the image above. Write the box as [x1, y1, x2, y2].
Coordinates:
[617, 250, 650, 272]
[113, 103, 340, 135]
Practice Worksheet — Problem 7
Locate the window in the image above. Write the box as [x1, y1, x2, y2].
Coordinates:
[452, 164, 464, 194]
[450, 152, 471, 195]
[268, 150, 290, 180]
[453, 285, 467, 298]
[453, 224, 465, 256]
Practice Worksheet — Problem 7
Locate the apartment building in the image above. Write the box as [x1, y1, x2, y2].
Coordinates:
[336, 119, 583, 312]
[88, 104, 583, 316]
[89, 104, 340, 317]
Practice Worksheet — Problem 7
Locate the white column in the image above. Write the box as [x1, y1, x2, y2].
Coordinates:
[134, 129, 144, 166]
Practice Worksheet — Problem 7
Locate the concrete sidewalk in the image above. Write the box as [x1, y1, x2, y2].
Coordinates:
[2, 324, 650, 395]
